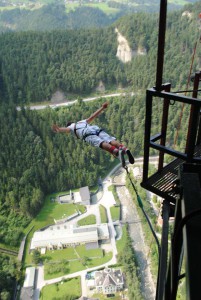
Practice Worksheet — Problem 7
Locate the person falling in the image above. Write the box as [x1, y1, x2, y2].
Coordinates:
[52, 102, 135, 165]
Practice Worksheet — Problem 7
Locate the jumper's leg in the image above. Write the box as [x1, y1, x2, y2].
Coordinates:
[110, 141, 135, 164]
[100, 141, 135, 164]
[100, 142, 118, 156]
[109, 140, 121, 148]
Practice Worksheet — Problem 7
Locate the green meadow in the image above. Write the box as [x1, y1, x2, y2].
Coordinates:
[40, 277, 81, 300]
[44, 246, 112, 280]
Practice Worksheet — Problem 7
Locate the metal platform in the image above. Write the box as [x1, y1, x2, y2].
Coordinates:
[141, 157, 183, 203]
[141, 145, 201, 203]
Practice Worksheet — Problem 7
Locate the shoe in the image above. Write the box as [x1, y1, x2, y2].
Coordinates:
[119, 144, 127, 154]
[126, 149, 135, 164]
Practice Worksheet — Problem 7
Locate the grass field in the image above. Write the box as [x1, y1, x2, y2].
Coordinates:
[40, 277, 81, 300]
[24, 194, 85, 235]
[168, 0, 192, 4]
[99, 204, 108, 223]
[23, 192, 85, 266]
[0, 0, 196, 13]
[42, 244, 103, 263]
[110, 205, 120, 222]
[44, 247, 112, 279]
[92, 292, 124, 300]
[116, 224, 127, 253]
[66, 2, 120, 15]
[77, 214, 96, 226]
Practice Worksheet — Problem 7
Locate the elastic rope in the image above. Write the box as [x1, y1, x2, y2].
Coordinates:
[173, 89, 201, 94]
[174, 38, 199, 147]
[124, 165, 161, 254]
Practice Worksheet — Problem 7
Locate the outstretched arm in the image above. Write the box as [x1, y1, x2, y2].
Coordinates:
[52, 124, 71, 134]
[86, 102, 108, 124]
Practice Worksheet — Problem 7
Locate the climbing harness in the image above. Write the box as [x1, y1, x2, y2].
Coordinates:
[83, 129, 103, 142]
[74, 122, 87, 139]
[74, 122, 103, 141]
[123, 164, 161, 255]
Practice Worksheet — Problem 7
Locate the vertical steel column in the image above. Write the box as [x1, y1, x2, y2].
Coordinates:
[165, 192, 182, 300]
[195, 71, 201, 145]
[155, 0, 168, 91]
[185, 73, 201, 161]
[143, 90, 153, 182]
[156, 200, 170, 300]
[158, 84, 171, 171]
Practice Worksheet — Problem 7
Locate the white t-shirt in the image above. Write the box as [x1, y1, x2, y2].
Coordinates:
[68, 119, 91, 139]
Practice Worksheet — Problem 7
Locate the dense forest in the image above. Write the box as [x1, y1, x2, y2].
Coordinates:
[0, 2, 200, 105]
[0, 253, 20, 300]
[0, 2, 201, 298]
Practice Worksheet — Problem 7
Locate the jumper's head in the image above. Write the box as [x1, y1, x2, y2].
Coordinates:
[66, 121, 73, 127]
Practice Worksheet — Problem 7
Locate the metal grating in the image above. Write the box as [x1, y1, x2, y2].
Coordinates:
[142, 145, 201, 203]
[141, 158, 184, 203]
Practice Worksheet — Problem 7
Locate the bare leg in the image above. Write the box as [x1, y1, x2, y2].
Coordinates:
[100, 140, 135, 164]
[100, 142, 115, 154]
[110, 140, 121, 148]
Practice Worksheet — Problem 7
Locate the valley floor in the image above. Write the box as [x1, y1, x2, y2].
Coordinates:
[31, 160, 156, 300]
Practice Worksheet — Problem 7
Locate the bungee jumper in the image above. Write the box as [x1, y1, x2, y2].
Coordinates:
[52, 102, 135, 165]
[52, 101, 161, 263]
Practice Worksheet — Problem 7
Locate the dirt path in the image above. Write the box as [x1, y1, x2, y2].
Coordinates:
[113, 169, 156, 300]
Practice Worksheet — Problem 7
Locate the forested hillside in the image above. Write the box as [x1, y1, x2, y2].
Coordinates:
[0, 0, 199, 33]
[0, 4, 119, 32]
[0, 2, 200, 105]
[0, 28, 123, 103]
[115, 1, 201, 86]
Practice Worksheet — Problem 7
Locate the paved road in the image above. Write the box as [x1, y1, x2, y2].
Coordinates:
[17, 92, 136, 111]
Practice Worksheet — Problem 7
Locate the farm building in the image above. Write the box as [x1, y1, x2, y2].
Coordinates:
[30, 223, 109, 251]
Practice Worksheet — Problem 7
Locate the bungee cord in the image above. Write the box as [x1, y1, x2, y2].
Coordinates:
[123, 165, 161, 255]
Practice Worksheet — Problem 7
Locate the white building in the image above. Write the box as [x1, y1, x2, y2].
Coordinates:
[58, 186, 90, 205]
[95, 267, 124, 294]
[30, 223, 109, 251]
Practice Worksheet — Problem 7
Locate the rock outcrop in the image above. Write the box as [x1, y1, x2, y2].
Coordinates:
[115, 28, 147, 63]
[115, 28, 133, 63]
